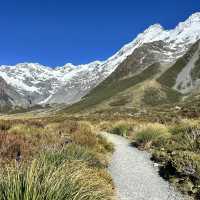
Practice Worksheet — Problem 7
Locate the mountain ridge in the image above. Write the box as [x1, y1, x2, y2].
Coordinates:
[0, 12, 200, 112]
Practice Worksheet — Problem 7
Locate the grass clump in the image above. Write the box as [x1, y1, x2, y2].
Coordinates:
[97, 135, 114, 153]
[8, 124, 44, 140]
[71, 121, 97, 148]
[0, 133, 31, 164]
[98, 121, 114, 132]
[151, 121, 200, 198]
[111, 121, 133, 137]
[0, 120, 12, 131]
[0, 159, 113, 200]
[133, 123, 170, 149]
[40, 143, 104, 168]
[0, 118, 114, 199]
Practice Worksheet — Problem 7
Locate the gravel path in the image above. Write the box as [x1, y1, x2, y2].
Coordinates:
[103, 133, 188, 200]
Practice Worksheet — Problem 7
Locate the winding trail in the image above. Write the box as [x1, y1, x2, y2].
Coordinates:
[103, 133, 188, 200]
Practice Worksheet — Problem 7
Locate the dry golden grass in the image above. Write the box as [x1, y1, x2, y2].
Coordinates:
[0, 159, 114, 200]
[0, 117, 115, 199]
[132, 123, 170, 149]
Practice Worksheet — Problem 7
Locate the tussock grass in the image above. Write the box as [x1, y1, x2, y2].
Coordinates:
[168, 120, 200, 153]
[151, 120, 200, 197]
[0, 133, 31, 163]
[169, 119, 200, 135]
[96, 135, 114, 153]
[106, 117, 200, 197]
[8, 124, 44, 138]
[133, 123, 170, 149]
[40, 143, 104, 168]
[0, 120, 12, 131]
[0, 159, 113, 200]
[0, 118, 114, 199]
[110, 120, 135, 137]
[98, 121, 114, 132]
[71, 122, 97, 148]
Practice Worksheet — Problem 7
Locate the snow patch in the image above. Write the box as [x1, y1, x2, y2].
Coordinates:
[174, 43, 200, 93]
[0, 12, 200, 105]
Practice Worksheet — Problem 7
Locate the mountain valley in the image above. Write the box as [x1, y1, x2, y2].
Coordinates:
[1, 13, 200, 113]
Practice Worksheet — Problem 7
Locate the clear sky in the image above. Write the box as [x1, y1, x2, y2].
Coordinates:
[0, 0, 200, 67]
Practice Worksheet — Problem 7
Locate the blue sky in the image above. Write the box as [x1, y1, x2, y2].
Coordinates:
[0, 0, 200, 67]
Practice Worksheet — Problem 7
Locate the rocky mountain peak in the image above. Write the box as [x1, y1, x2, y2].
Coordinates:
[1, 13, 200, 110]
[143, 24, 164, 34]
[187, 12, 200, 23]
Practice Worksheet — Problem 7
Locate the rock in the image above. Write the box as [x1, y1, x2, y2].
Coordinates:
[153, 163, 159, 167]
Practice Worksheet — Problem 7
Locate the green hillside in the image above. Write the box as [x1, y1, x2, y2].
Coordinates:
[64, 63, 159, 113]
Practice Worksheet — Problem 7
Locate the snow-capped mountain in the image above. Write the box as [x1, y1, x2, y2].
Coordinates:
[0, 12, 200, 110]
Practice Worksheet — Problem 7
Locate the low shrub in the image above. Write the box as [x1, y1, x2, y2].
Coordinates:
[169, 119, 200, 135]
[153, 150, 200, 196]
[152, 122, 200, 198]
[168, 122, 200, 153]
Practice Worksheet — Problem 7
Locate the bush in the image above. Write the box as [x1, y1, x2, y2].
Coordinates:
[168, 121, 200, 153]
[170, 151, 200, 178]
[151, 121, 200, 197]
[153, 150, 200, 196]
[169, 119, 199, 135]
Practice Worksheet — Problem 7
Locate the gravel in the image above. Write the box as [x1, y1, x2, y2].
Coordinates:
[103, 133, 189, 200]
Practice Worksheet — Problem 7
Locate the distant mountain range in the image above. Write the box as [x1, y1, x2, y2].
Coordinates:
[1, 12, 200, 112]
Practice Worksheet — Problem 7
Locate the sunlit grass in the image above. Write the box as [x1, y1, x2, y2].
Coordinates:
[0, 159, 113, 200]
[0, 118, 115, 199]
